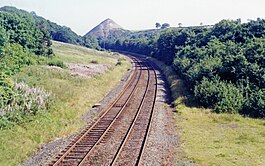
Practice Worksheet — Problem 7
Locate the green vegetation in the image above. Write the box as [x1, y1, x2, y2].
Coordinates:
[0, 6, 83, 45]
[0, 6, 112, 50]
[0, 11, 52, 56]
[0, 41, 130, 165]
[0, 81, 51, 128]
[47, 58, 67, 68]
[179, 108, 265, 165]
[0, 5, 264, 165]
[52, 41, 117, 64]
[0, 8, 130, 165]
[104, 19, 265, 118]
[150, 58, 265, 165]
[0, 9, 54, 128]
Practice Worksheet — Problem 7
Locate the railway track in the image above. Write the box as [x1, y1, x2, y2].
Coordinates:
[110, 61, 157, 166]
[49, 56, 157, 166]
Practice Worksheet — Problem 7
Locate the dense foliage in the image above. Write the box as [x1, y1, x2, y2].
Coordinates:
[0, 6, 84, 45]
[0, 9, 53, 128]
[103, 19, 265, 118]
[1, 6, 264, 119]
[0, 11, 52, 56]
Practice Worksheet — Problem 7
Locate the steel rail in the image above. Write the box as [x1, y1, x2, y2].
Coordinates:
[109, 61, 150, 165]
[51, 58, 142, 166]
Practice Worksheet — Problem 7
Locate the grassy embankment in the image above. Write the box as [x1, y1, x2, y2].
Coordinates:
[0, 41, 131, 166]
[150, 58, 265, 166]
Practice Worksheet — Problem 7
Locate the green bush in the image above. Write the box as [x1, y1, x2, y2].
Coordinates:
[0, 25, 8, 47]
[0, 73, 14, 108]
[195, 77, 244, 114]
[0, 11, 52, 56]
[241, 89, 265, 118]
[0, 43, 37, 75]
[47, 58, 66, 68]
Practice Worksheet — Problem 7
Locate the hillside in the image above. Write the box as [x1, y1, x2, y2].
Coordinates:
[0, 6, 83, 45]
[84, 18, 129, 38]
[83, 18, 163, 50]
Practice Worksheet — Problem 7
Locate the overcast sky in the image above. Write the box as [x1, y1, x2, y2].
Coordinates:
[0, 0, 264, 35]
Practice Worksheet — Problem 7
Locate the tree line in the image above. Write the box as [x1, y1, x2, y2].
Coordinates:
[0, 6, 108, 48]
[102, 19, 265, 118]
[0, 6, 84, 45]
[1, 6, 263, 118]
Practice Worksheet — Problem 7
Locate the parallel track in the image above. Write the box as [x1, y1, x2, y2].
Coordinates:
[49, 56, 157, 166]
[110, 60, 157, 166]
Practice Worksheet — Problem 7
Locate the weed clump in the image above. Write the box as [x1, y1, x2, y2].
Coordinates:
[116, 58, 126, 66]
[90, 60, 99, 64]
[47, 58, 66, 68]
[0, 82, 51, 128]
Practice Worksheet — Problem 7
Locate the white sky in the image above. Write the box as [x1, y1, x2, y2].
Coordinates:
[0, 0, 264, 35]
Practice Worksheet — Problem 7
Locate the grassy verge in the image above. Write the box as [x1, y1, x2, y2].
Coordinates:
[51, 41, 117, 64]
[149, 57, 265, 166]
[0, 41, 131, 166]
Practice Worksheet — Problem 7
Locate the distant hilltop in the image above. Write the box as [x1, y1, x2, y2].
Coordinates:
[84, 18, 129, 38]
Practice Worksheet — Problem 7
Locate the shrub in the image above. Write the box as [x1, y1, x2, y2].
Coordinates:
[241, 89, 265, 118]
[214, 83, 244, 114]
[47, 58, 66, 68]
[0, 73, 14, 109]
[0, 82, 51, 128]
[90, 60, 99, 64]
[0, 44, 36, 75]
[116, 59, 122, 66]
[195, 77, 244, 114]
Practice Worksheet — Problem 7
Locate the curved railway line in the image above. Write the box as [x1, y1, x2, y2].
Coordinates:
[49, 55, 157, 166]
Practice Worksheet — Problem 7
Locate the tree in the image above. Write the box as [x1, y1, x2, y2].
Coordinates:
[161, 23, 170, 29]
[0, 6, 84, 46]
[155, 23, 161, 29]
[0, 11, 52, 56]
[236, 18, 241, 24]
[178, 23, 183, 28]
[84, 35, 100, 50]
[100, 18, 265, 118]
[0, 25, 8, 47]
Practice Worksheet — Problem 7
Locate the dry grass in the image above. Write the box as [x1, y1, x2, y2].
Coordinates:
[51, 41, 117, 65]
[0, 42, 131, 166]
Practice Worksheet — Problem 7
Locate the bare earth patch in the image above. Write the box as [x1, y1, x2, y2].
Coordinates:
[44, 65, 64, 72]
[68, 63, 112, 77]
[44, 63, 112, 77]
